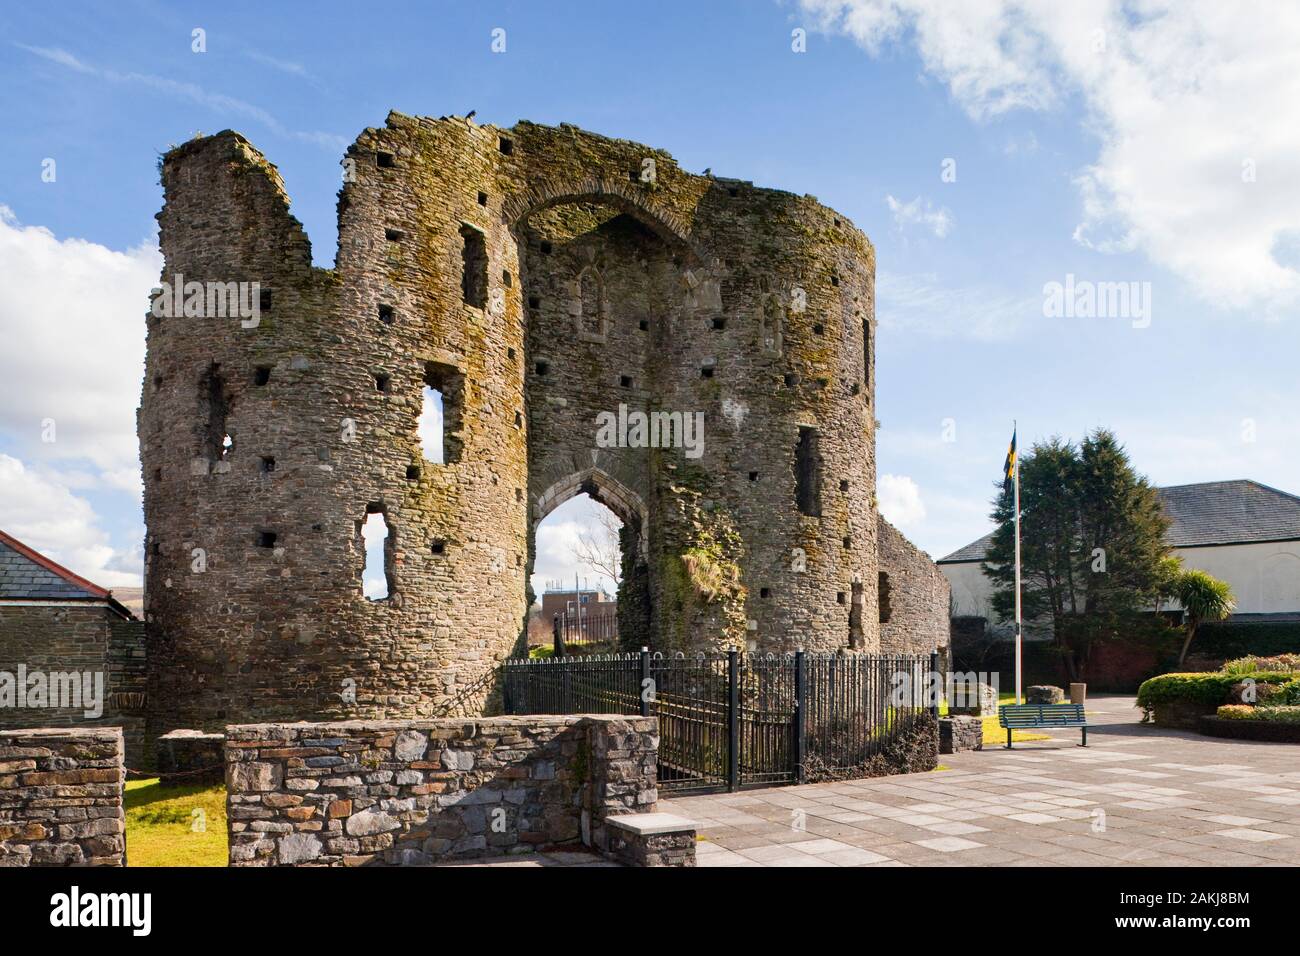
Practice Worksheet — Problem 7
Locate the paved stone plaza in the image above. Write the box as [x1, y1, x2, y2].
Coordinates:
[678, 694, 1300, 867]
[433, 694, 1300, 867]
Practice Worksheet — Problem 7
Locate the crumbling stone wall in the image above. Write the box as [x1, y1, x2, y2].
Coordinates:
[141, 111, 942, 737]
[0, 608, 146, 769]
[224, 715, 657, 866]
[0, 727, 125, 867]
[876, 516, 951, 656]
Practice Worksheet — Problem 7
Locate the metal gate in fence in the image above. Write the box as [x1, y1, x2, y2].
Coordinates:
[501, 649, 937, 793]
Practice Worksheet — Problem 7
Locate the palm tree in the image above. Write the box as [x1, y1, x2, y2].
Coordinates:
[1153, 555, 1183, 616]
[1174, 569, 1236, 668]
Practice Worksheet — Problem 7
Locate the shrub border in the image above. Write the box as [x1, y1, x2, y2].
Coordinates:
[1197, 715, 1300, 743]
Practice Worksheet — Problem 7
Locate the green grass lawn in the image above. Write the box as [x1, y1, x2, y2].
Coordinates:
[125, 778, 227, 867]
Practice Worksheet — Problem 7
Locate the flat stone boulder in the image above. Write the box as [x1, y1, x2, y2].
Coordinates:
[278, 832, 323, 865]
[345, 809, 400, 837]
[1026, 685, 1065, 704]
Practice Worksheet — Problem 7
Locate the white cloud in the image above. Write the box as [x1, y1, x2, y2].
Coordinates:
[530, 496, 620, 598]
[886, 194, 953, 238]
[878, 473, 927, 528]
[801, 0, 1300, 314]
[0, 206, 157, 484]
[0, 454, 140, 589]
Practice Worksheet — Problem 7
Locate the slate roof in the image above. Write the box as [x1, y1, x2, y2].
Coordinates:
[0, 529, 131, 617]
[938, 480, 1300, 563]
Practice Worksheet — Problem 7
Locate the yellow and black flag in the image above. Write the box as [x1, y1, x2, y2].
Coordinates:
[1003, 428, 1017, 494]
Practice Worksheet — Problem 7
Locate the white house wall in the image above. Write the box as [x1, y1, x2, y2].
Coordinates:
[941, 539, 1300, 621]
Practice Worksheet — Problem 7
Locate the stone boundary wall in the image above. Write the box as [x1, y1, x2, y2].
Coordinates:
[225, 715, 658, 866]
[877, 516, 951, 657]
[0, 727, 125, 867]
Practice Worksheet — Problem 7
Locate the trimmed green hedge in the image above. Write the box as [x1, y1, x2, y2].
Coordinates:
[1135, 672, 1243, 712]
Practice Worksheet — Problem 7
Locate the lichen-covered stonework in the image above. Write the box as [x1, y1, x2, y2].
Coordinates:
[140, 111, 944, 739]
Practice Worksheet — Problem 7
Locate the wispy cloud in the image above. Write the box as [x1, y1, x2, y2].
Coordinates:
[885, 194, 953, 238]
[245, 49, 313, 79]
[877, 269, 1038, 340]
[16, 43, 345, 152]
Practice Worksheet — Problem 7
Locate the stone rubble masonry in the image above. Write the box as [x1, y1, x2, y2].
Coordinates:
[141, 111, 947, 740]
[606, 813, 697, 867]
[224, 714, 659, 866]
[0, 608, 147, 770]
[938, 715, 983, 754]
[876, 516, 951, 657]
[0, 727, 126, 867]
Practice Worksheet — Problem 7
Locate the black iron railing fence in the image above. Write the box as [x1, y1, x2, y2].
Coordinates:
[501, 649, 939, 792]
[550, 610, 619, 656]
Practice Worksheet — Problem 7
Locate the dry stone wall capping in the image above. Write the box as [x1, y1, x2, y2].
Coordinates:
[224, 714, 661, 866]
[0, 727, 126, 867]
[142, 111, 948, 741]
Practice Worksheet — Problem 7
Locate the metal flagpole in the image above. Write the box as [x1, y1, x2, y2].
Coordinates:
[1013, 421, 1023, 706]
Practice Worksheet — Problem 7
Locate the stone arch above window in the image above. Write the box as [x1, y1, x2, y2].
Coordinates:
[575, 265, 608, 343]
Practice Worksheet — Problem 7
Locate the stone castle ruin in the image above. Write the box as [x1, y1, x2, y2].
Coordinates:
[140, 111, 948, 743]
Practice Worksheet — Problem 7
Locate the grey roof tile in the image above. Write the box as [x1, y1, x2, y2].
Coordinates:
[938, 480, 1300, 563]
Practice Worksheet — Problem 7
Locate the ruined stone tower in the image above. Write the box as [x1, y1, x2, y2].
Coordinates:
[140, 111, 947, 740]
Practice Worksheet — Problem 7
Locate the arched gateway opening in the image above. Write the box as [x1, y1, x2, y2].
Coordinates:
[515, 190, 701, 652]
[530, 468, 652, 651]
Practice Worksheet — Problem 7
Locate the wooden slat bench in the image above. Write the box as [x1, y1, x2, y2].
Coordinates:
[998, 703, 1089, 749]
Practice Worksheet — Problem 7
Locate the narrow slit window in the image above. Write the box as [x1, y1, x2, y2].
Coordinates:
[200, 364, 230, 461]
[459, 224, 488, 309]
[849, 580, 865, 649]
[795, 426, 821, 517]
[878, 572, 892, 623]
[421, 361, 464, 464]
[361, 509, 393, 601]
[862, 318, 871, 386]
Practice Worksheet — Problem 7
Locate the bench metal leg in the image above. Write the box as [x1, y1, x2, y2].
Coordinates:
[1006, 729, 1012, 750]
[1080, 727, 1087, 747]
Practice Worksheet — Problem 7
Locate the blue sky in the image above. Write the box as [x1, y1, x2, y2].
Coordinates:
[2, 0, 1298, 596]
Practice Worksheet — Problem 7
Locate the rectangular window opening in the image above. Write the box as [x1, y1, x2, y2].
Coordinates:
[878, 572, 892, 623]
[795, 426, 821, 517]
[361, 510, 392, 600]
[422, 361, 464, 464]
[459, 224, 488, 309]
